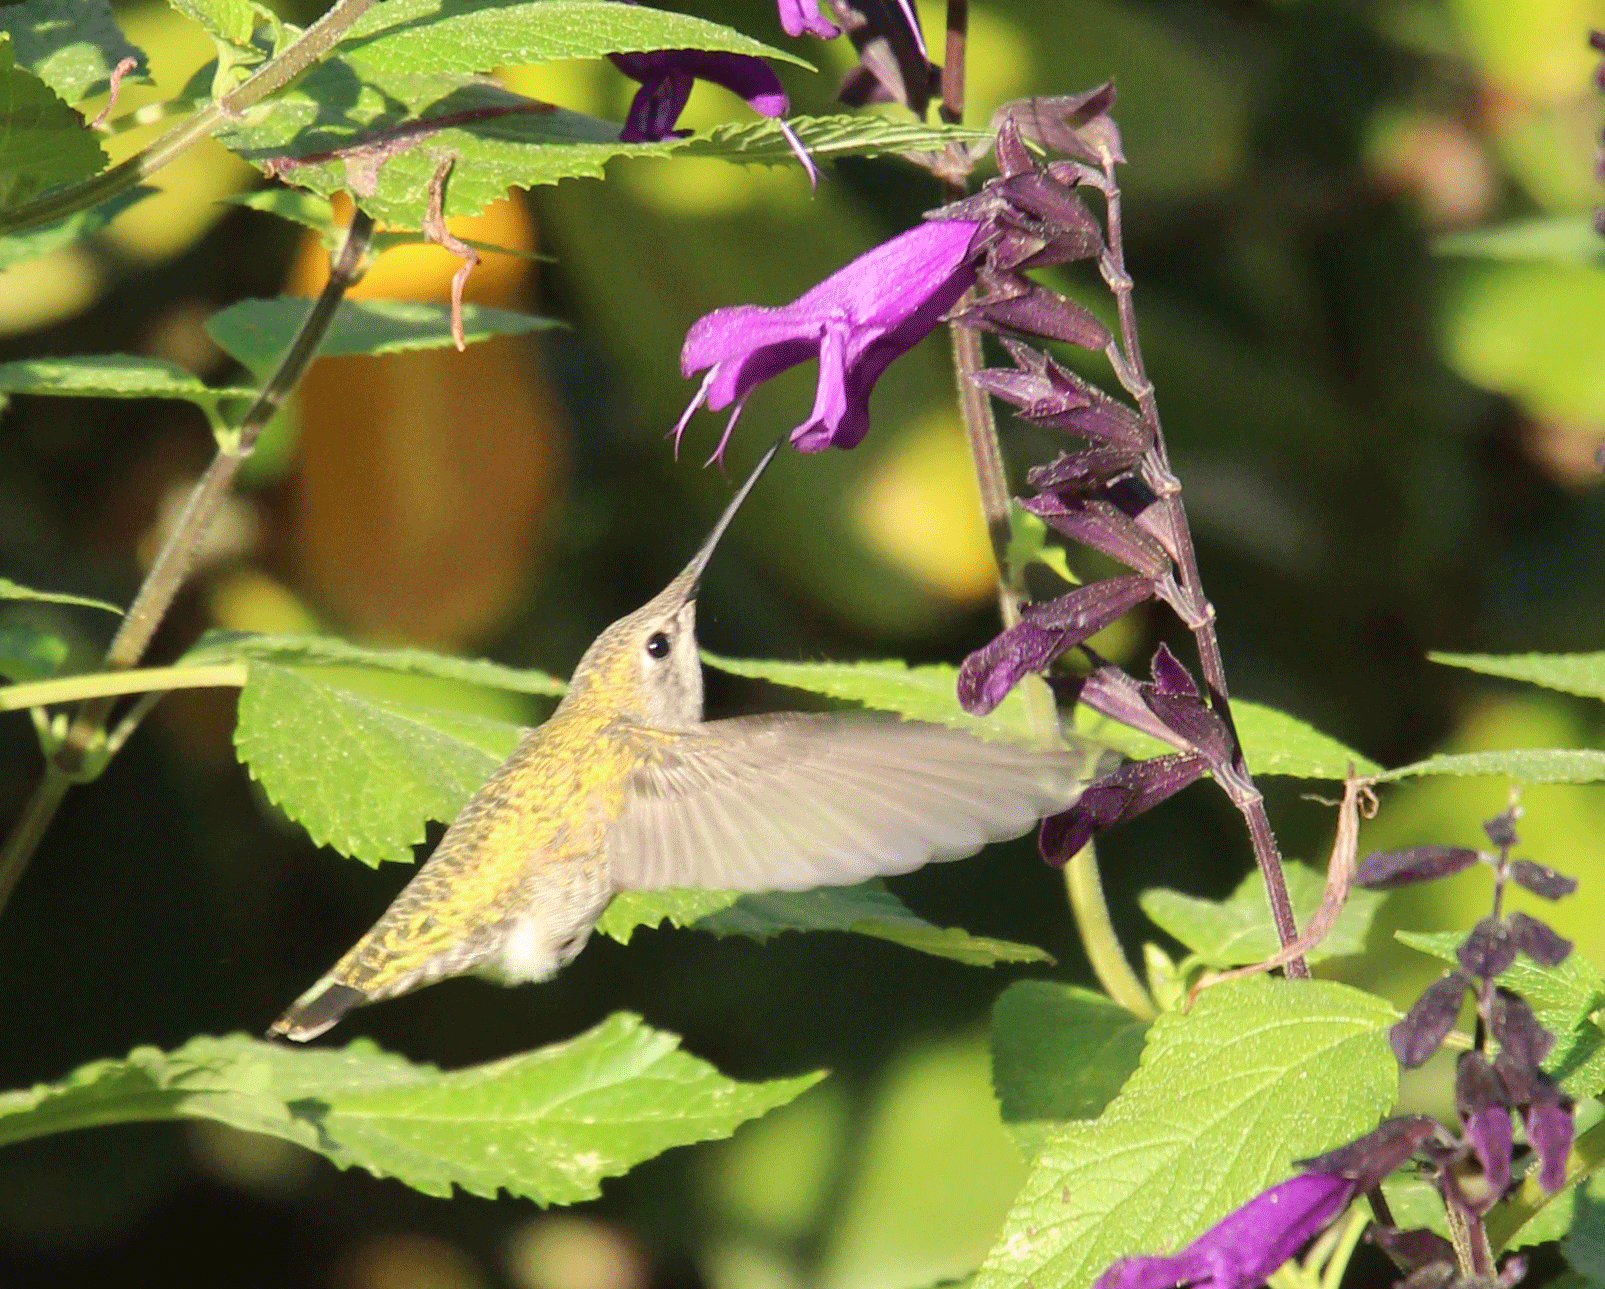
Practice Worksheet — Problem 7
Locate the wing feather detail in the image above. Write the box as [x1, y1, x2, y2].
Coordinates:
[608, 714, 1097, 892]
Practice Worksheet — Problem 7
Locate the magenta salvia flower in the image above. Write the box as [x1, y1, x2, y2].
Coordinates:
[1092, 1173, 1357, 1289]
[674, 219, 981, 459]
[778, 0, 839, 38]
[609, 50, 818, 187]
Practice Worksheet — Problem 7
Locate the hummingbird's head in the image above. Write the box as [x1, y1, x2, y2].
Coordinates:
[570, 439, 782, 730]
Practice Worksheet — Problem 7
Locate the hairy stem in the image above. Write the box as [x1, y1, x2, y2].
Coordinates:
[0, 212, 375, 917]
[0, 664, 249, 712]
[0, 0, 376, 235]
[940, 0, 1151, 1014]
[1097, 153, 1305, 974]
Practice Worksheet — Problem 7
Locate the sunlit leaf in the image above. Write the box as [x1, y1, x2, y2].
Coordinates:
[0, 36, 108, 209]
[1140, 861, 1386, 968]
[1436, 217, 1605, 266]
[1378, 749, 1605, 784]
[233, 661, 519, 865]
[2, 0, 144, 104]
[1431, 651, 1605, 702]
[1229, 701, 1380, 778]
[972, 979, 1397, 1289]
[204, 297, 563, 374]
[0, 354, 255, 415]
[188, 630, 566, 695]
[0, 1018, 821, 1201]
[0, 576, 121, 615]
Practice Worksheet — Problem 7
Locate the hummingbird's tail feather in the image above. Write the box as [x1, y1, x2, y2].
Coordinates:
[268, 975, 366, 1043]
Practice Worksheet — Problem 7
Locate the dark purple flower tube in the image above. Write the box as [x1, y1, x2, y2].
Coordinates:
[1505, 911, 1571, 966]
[1038, 753, 1208, 863]
[675, 220, 981, 459]
[1457, 916, 1516, 980]
[1353, 845, 1480, 890]
[1524, 1097, 1575, 1192]
[1091, 1172, 1356, 1289]
[777, 0, 839, 38]
[1509, 858, 1578, 900]
[1391, 972, 1470, 1068]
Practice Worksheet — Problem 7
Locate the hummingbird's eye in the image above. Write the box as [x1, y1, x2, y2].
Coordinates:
[645, 631, 671, 660]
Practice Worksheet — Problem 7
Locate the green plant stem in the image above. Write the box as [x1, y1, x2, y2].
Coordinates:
[0, 0, 375, 236]
[939, 0, 1152, 1017]
[0, 664, 249, 712]
[0, 212, 375, 918]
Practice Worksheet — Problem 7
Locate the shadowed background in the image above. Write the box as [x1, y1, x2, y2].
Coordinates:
[1, 0, 1604, 1285]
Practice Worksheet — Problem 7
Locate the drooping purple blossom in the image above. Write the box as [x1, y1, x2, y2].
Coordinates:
[1509, 858, 1577, 899]
[833, 0, 935, 114]
[674, 219, 981, 460]
[1392, 972, 1470, 1068]
[1091, 1173, 1358, 1289]
[1354, 845, 1481, 889]
[777, 0, 839, 38]
[608, 49, 818, 187]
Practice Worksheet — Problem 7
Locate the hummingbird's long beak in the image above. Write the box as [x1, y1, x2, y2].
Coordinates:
[677, 437, 784, 603]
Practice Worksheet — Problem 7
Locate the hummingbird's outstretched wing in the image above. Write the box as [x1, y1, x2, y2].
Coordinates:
[608, 713, 1099, 892]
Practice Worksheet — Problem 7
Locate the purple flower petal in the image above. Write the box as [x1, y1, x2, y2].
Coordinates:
[1299, 1115, 1446, 1190]
[1482, 807, 1520, 849]
[995, 85, 1124, 167]
[1091, 1173, 1356, 1289]
[956, 621, 1066, 716]
[777, 0, 839, 38]
[1368, 1227, 1456, 1277]
[1021, 494, 1172, 579]
[1353, 845, 1481, 889]
[1461, 1103, 1514, 1206]
[1457, 916, 1516, 980]
[1509, 858, 1578, 900]
[678, 221, 980, 457]
[1038, 753, 1208, 863]
[1505, 911, 1572, 966]
[950, 271, 1112, 350]
[1025, 445, 1145, 492]
[1524, 1098, 1575, 1192]
[1150, 643, 1200, 699]
[1070, 659, 1194, 750]
[1391, 972, 1469, 1068]
[611, 50, 790, 142]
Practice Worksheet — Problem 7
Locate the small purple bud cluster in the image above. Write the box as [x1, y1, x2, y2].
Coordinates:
[1356, 804, 1577, 1219]
[930, 89, 1244, 862]
[1090, 804, 1580, 1289]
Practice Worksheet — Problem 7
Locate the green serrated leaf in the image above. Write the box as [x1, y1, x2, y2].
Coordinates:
[701, 653, 1036, 743]
[0, 35, 108, 210]
[1140, 861, 1386, 969]
[0, 186, 152, 269]
[1395, 929, 1605, 1096]
[596, 889, 744, 944]
[1431, 651, 1605, 702]
[990, 981, 1149, 1152]
[696, 881, 1052, 966]
[1377, 749, 1605, 783]
[1230, 702, 1381, 779]
[188, 630, 566, 695]
[0, 575, 122, 615]
[337, 0, 808, 77]
[0, 622, 68, 683]
[2, 0, 145, 104]
[0, 353, 255, 410]
[680, 113, 989, 167]
[972, 978, 1397, 1289]
[234, 661, 521, 864]
[0, 1018, 820, 1202]
[204, 296, 562, 374]
[1435, 217, 1605, 266]
[1565, 1183, 1605, 1278]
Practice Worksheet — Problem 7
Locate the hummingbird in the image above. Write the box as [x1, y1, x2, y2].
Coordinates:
[271, 440, 1098, 1042]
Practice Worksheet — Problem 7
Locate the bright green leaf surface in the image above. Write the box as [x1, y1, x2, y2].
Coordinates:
[1436, 217, 1605, 266]
[972, 979, 1397, 1289]
[1140, 861, 1386, 968]
[2, 0, 144, 103]
[1432, 651, 1605, 702]
[336, 0, 807, 76]
[0, 1018, 820, 1202]
[0, 186, 151, 269]
[1396, 929, 1605, 1097]
[205, 297, 564, 374]
[1378, 749, 1605, 783]
[990, 982, 1148, 1147]
[189, 631, 566, 695]
[601, 881, 1050, 968]
[597, 889, 744, 943]
[1230, 701, 1380, 778]
[0, 36, 108, 210]
[696, 882, 1053, 967]
[0, 622, 68, 683]
[701, 654, 1036, 743]
[0, 353, 254, 406]
[0, 576, 121, 615]
[234, 662, 520, 864]
[678, 113, 989, 166]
